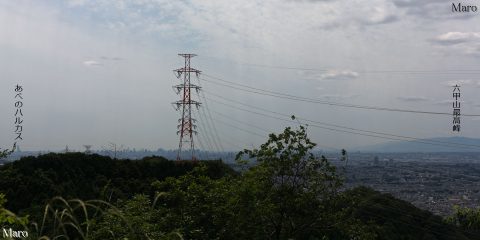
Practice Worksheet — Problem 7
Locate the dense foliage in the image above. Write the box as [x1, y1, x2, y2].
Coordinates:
[341, 187, 470, 240]
[0, 145, 14, 159]
[0, 126, 478, 239]
[0, 153, 233, 213]
[447, 206, 480, 239]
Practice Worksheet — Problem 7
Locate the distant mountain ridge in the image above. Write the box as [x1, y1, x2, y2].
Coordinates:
[355, 136, 480, 152]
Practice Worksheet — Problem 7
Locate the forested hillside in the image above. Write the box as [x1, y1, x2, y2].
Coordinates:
[0, 127, 478, 239]
[0, 153, 233, 213]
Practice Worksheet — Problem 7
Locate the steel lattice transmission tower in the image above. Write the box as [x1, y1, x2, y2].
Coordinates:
[173, 54, 201, 161]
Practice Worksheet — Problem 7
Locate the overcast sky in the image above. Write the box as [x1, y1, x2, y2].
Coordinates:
[1, 0, 480, 152]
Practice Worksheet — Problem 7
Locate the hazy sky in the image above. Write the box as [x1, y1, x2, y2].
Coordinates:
[1, 0, 480, 152]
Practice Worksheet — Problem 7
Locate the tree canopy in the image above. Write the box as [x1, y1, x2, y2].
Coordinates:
[0, 126, 476, 239]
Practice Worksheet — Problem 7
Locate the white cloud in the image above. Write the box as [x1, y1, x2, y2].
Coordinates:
[2, 0, 480, 150]
[315, 1, 399, 29]
[433, 32, 480, 45]
[299, 69, 359, 81]
[61, 0, 401, 58]
[443, 80, 473, 87]
[360, 7, 398, 25]
[83, 60, 103, 67]
[433, 32, 480, 57]
[319, 70, 359, 81]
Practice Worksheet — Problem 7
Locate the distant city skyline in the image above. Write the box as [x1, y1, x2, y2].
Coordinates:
[1, 0, 480, 152]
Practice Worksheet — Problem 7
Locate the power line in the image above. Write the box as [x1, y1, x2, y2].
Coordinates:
[214, 117, 266, 138]
[216, 135, 248, 151]
[195, 106, 223, 153]
[203, 91, 480, 150]
[201, 73, 480, 117]
[193, 133, 209, 160]
[210, 90, 480, 148]
[195, 69, 480, 232]
[211, 108, 341, 151]
[196, 79, 225, 152]
[207, 96, 464, 149]
[204, 90, 480, 149]
[192, 110, 215, 155]
[210, 109, 272, 134]
[201, 55, 480, 74]
[194, 97, 252, 151]
[236, 63, 480, 75]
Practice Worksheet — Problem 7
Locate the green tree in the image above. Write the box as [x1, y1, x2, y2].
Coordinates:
[0, 149, 8, 159]
[151, 165, 234, 239]
[231, 125, 344, 239]
[0, 146, 14, 160]
[92, 195, 164, 240]
[0, 148, 27, 228]
[447, 206, 480, 238]
[0, 194, 28, 227]
[91, 165, 229, 240]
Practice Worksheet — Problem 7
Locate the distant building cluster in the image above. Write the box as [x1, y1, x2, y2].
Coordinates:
[333, 152, 480, 216]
